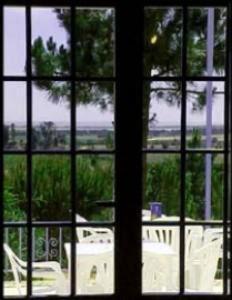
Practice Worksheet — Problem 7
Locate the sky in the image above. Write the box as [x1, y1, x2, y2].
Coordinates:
[3, 7, 224, 127]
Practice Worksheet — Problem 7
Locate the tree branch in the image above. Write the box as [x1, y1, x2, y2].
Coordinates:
[150, 87, 224, 95]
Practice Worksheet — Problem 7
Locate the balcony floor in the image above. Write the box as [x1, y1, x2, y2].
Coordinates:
[4, 280, 223, 296]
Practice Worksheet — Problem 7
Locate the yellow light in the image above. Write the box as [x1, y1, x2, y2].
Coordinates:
[150, 35, 158, 45]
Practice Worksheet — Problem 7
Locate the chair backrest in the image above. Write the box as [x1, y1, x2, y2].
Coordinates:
[76, 214, 113, 242]
[76, 214, 95, 242]
[185, 226, 203, 260]
[76, 251, 113, 294]
[142, 226, 179, 252]
[80, 233, 113, 244]
[143, 225, 203, 259]
[4, 243, 27, 295]
[203, 227, 223, 244]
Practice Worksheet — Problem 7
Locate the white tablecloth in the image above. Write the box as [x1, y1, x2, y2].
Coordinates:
[65, 241, 175, 257]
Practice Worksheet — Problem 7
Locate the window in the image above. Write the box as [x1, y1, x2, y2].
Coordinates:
[0, 0, 231, 299]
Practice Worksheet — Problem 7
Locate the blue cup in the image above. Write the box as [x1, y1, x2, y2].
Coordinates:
[150, 202, 162, 220]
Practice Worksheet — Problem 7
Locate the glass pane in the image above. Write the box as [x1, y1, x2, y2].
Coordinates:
[31, 8, 70, 76]
[32, 227, 70, 296]
[75, 8, 115, 77]
[143, 154, 180, 220]
[186, 82, 224, 150]
[4, 82, 27, 151]
[142, 225, 179, 293]
[187, 8, 226, 76]
[144, 82, 181, 150]
[72, 228, 114, 294]
[185, 154, 224, 221]
[4, 7, 26, 75]
[32, 82, 70, 150]
[4, 155, 27, 222]
[144, 8, 182, 77]
[185, 225, 223, 293]
[4, 228, 27, 297]
[32, 155, 71, 221]
[76, 82, 114, 150]
[76, 155, 114, 221]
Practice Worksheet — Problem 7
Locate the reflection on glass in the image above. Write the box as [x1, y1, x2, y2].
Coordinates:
[4, 155, 27, 222]
[144, 82, 181, 150]
[185, 154, 224, 221]
[187, 8, 226, 76]
[31, 8, 70, 76]
[4, 228, 27, 297]
[76, 155, 114, 221]
[32, 227, 70, 296]
[76, 82, 114, 150]
[142, 226, 179, 293]
[74, 230, 114, 294]
[32, 155, 71, 221]
[4, 7, 26, 75]
[32, 82, 70, 150]
[144, 154, 180, 219]
[185, 225, 223, 293]
[4, 82, 27, 150]
[75, 8, 115, 77]
[144, 8, 182, 76]
[187, 82, 224, 149]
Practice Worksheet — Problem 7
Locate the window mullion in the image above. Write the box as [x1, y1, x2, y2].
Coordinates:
[180, 5, 188, 295]
[0, 3, 4, 299]
[26, 4, 33, 297]
[115, 2, 143, 298]
[70, 2, 77, 297]
[226, 1, 232, 296]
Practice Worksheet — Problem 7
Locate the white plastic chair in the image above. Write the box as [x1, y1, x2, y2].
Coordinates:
[185, 238, 222, 292]
[76, 214, 113, 242]
[185, 226, 203, 260]
[4, 243, 68, 296]
[80, 233, 113, 244]
[143, 249, 178, 292]
[143, 251, 168, 292]
[204, 227, 223, 244]
[76, 251, 113, 294]
[142, 226, 179, 252]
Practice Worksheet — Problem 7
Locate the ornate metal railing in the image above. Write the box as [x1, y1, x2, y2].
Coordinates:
[4, 226, 66, 273]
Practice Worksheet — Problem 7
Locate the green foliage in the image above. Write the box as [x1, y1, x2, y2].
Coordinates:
[4, 133, 224, 223]
[32, 156, 71, 221]
[76, 155, 113, 220]
[145, 155, 180, 216]
[4, 155, 27, 219]
[4, 155, 113, 222]
[145, 130, 224, 220]
[144, 8, 182, 76]
[31, 8, 226, 153]
[4, 189, 26, 221]
[31, 9, 114, 109]
[187, 8, 226, 76]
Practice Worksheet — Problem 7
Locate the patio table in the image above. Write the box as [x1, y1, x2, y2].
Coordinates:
[64, 241, 177, 293]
